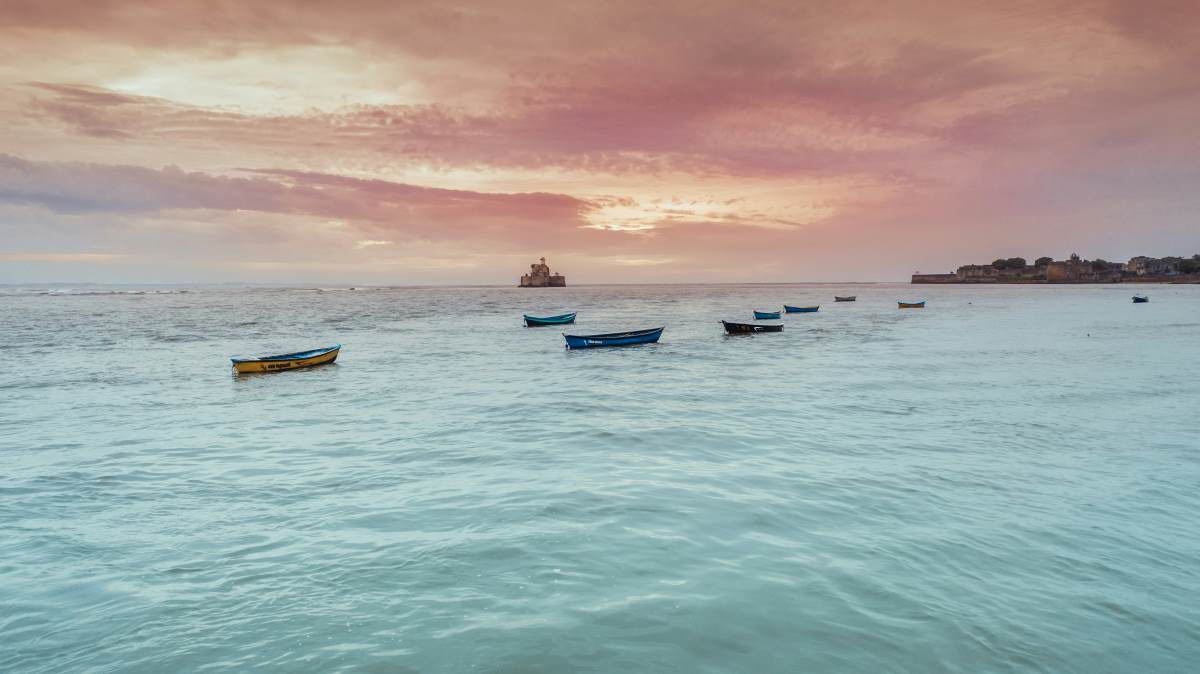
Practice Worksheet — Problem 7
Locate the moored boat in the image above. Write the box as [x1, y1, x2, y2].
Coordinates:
[898, 301, 926, 309]
[834, 296, 857, 302]
[231, 344, 341, 373]
[524, 312, 577, 327]
[753, 310, 782, 320]
[1132, 295, 1149, 303]
[563, 327, 664, 349]
[784, 305, 819, 313]
[722, 320, 783, 334]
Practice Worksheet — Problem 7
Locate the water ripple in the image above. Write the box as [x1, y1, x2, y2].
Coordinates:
[1, 283, 1199, 673]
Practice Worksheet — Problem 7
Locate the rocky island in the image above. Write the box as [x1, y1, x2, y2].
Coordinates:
[519, 257, 566, 287]
[913, 253, 1200, 284]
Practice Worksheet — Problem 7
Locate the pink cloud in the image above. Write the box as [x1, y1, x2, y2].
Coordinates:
[0, 154, 598, 245]
[2, 0, 1199, 282]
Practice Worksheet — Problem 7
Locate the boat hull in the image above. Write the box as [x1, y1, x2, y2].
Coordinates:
[753, 311, 782, 320]
[898, 301, 926, 309]
[722, 320, 783, 334]
[564, 327, 664, 349]
[231, 345, 341, 373]
[1132, 296, 1149, 303]
[834, 296, 856, 302]
[524, 312, 577, 327]
[784, 305, 819, 313]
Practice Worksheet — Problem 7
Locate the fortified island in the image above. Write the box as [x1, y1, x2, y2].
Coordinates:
[519, 257, 566, 287]
[912, 254, 1200, 284]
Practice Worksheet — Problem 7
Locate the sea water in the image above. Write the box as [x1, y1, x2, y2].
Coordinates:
[1, 283, 1198, 673]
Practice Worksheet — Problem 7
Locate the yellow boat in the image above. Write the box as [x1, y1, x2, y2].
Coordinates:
[231, 344, 341, 374]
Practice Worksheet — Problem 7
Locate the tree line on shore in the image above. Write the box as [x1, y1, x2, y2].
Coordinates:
[990, 254, 1200, 274]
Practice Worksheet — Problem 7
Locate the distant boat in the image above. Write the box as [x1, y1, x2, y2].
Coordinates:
[784, 305, 819, 313]
[722, 320, 784, 334]
[753, 310, 782, 320]
[1132, 295, 1149, 303]
[834, 296, 857, 302]
[524, 312, 576, 327]
[564, 327, 664, 349]
[231, 344, 341, 374]
[898, 301, 926, 309]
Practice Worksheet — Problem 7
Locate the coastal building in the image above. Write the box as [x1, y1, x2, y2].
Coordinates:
[912, 262, 1042, 283]
[1044, 254, 1084, 282]
[908, 272, 959, 283]
[519, 257, 566, 287]
[957, 264, 1000, 281]
[1126, 256, 1182, 276]
[1043, 254, 1123, 282]
[1126, 256, 1152, 275]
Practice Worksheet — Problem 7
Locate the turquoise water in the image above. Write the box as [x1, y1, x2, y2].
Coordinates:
[2, 283, 1199, 673]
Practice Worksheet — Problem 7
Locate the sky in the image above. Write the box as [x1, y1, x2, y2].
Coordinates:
[1, 0, 1198, 284]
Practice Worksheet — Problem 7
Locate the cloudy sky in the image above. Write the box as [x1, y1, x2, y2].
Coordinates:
[1, 0, 1197, 284]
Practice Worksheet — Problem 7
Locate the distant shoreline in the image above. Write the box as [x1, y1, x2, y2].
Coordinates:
[912, 275, 1200, 284]
[913, 254, 1200, 284]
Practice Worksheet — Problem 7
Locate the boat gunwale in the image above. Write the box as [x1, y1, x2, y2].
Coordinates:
[562, 326, 664, 341]
[231, 344, 341, 364]
[721, 320, 784, 333]
[523, 312, 577, 322]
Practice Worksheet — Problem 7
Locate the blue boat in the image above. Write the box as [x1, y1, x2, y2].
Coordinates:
[1132, 295, 1149, 303]
[753, 310, 782, 320]
[563, 327, 664, 349]
[784, 305, 819, 313]
[524, 312, 576, 327]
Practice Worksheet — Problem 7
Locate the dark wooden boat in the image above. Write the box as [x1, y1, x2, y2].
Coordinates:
[722, 320, 783, 334]
[563, 326, 664, 349]
[1132, 295, 1149, 303]
[753, 310, 782, 320]
[524, 312, 576, 327]
[784, 305, 819, 313]
[834, 296, 856, 302]
[898, 301, 926, 309]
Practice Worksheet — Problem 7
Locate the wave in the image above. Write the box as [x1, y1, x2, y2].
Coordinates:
[0, 288, 194, 297]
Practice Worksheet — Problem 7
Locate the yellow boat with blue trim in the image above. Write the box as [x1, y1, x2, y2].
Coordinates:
[231, 344, 341, 374]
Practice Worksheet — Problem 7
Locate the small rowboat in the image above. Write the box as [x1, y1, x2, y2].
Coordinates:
[564, 327, 664, 349]
[1132, 295, 1149, 303]
[754, 310, 782, 320]
[784, 305, 819, 313]
[524, 312, 576, 327]
[231, 344, 341, 374]
[834, 296, 857, 302]
[722, 320, 783, 334]
[898, 301, 926, 309]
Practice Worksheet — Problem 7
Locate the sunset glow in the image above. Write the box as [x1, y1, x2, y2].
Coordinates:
[2, 1, 1198, 283]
